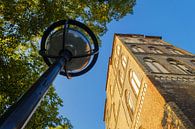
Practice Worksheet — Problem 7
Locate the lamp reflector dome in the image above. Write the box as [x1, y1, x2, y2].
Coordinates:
[46, 28, 91, 72]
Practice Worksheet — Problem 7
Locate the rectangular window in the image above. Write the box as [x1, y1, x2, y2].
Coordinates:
[132, 71, 141, 88]
[120, 73, 124, 84]
[132, 47, 138, 52]
[175, 50, 183, 55]
[122, 56, 127, 68]
[145, 62, 160, 73]
[131, 78, 139, 95]
[128, 96, 134, 112]
[156, 50, 163, 54]
[116, 45, 121, 55]
[171, 64, 187, 74]
[153, 62, 169, 73]
[129, 88, 137, 110]
[138, 47, 145, 52]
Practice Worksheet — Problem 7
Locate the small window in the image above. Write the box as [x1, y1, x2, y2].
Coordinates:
[118, 70, 124, 86]
[114, 58, 119, 68]
[174, 50, 184, 55]
[125, 89, 137, 119]
[144, 57, 169, 73]
[131, 45, 145, 53]
[116, 45, 121, 55]
[132, 47, 138, 52]
[127, 91, 135, 112]
[148, 46, 163, 54]
[122, 55, 128, 68]
[129, 70, 141, 96]
[120, 71, 124, 84]
[168, 58, 192, 74]
[167, 47, 184, 55]
[137, 47, 145, 52]
[156, 49, 163, 54]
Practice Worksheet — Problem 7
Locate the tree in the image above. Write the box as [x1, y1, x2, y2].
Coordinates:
[48, 123, 71, 129]
[0, 0, 136, 128]
[0, 36, 73, 128]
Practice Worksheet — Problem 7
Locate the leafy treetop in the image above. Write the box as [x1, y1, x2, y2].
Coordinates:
[0, 0, 136, 128]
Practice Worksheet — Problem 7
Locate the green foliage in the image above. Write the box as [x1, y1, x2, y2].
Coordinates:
[0, 35, 73, 128]
[0, 0, 135, 38]
[48, 123, 71, 129]
[0, 0, 135, 128]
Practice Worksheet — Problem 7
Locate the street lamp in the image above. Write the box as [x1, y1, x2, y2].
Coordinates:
[0, 20, 99, 129]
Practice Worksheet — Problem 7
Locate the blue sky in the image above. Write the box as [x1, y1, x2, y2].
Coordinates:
[54, 0, 195, 129]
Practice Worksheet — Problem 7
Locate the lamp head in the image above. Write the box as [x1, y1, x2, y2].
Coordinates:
[46, 28, 91, 71]
[40, 20, 99, 78]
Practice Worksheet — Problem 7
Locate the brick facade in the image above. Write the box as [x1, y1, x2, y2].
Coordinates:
[104, 34, 195, 129]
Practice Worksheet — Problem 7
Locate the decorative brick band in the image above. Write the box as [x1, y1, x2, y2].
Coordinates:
[135, 83, 148, 129]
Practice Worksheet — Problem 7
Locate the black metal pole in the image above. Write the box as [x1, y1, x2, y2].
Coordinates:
[0, 54, 69, 129]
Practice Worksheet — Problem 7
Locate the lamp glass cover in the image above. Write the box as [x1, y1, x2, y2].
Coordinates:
[46, 28, 91, 72]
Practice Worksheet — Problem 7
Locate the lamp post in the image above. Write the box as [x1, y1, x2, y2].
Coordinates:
[0, 20, 99, 129]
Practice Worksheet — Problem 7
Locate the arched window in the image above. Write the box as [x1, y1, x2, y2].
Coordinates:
[129, 70, 141, 95]
[131, 45, 138, 52]
[131, 45, 145, 52]
[114, 57, 119, 68]
[168, 58, 192, 74]
[121, 55, 128, 68]
[175, 50, 183, 55]
[148, 46, 163, 54]
[167, 47, 184, 55]
[118, 70, 124, 86]
[144, 57, 169, 73]
[125, 89, 136, 118]
[116, 45, 121, 56]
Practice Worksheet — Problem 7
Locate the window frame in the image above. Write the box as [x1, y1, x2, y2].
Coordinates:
[148, 46, 163, 54]
[125, 89, 137, 120]
[118, 69, 125, 89]
[144, 57, 169, 73]
[168, 59, 192, 74]
[116, 45, 121, 56]
[131, 45, 145, 53]
[121, 55, 128, 69]
[114, 57, 119, 68]
[167, 47, 184, 55]
[128, 70, 142, 97]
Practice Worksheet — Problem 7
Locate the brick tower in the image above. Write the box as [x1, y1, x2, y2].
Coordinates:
[104, 34, 195, 129]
